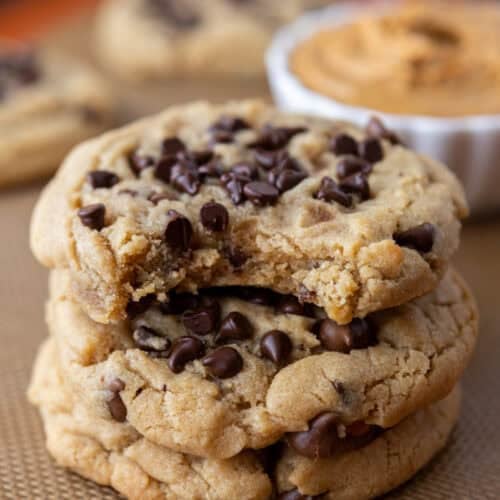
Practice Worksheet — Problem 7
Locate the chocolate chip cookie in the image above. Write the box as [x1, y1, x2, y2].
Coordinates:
[95, 0, 333, 80]
[28, 339, 273, 500]
[29, 336, 461, 499]
[31, 101, 467, 325]
[46, 266, 476, 459]
[0, 45, 114, 187]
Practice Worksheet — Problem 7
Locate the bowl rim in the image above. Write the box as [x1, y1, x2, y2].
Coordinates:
[266, 0, 500, 132]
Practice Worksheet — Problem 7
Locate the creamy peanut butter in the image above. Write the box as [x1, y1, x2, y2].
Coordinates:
[291, 1, 500, 117]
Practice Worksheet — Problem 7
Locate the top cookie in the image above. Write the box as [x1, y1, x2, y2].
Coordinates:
[31, 100, 467, 325]
[95, 0, 332, 80]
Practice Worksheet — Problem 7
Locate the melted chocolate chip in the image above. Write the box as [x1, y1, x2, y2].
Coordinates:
[218, 311, 254, 341]
[260, 330, 293, 365]
[288, 412, 339, 458]
[315, 177, 352, 208]
[330, 133, 359, 156]
[336, 157, 372, 180]
[159, 293, 199, 315]
[275, 295, 313, 317]
[210, 115, 251, 134]
[162, 137, 186, 156]
[243, 181, 279, 206]
[338, 172, 370, 200]
[231, 162, 259, 180]
[202, 347, 243, 379]
[106, 378, 127, 422]
[238, 287, 276, 306]
[87, 170, 119, 189]
[164, 212, 193, 251]
[126, 294, 155, 318]
[168, 336, 205, 373]
[393, 223, 435, 253]
[225, 245, 248, 268]
[346, 421, 372, 437]
[359, 137, 384, 163]
[182, 298, 220, 335]
[77, 204, 105, 230]
[133, 326, 171, 352]
[200, 202, 229, 232]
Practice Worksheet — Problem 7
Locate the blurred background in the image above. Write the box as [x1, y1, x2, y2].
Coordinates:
[0, 1, 499, 498]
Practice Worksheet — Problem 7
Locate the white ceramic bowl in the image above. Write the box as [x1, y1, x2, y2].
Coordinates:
[266, 1, 500, 214]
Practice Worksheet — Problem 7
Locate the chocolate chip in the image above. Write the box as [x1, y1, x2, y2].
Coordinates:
[359, 137, 384, 163]
[243, 181, 279, 206]
[221, 174, 246, 205]
[133, 326, 171, 352]
[288, 412, 339, 458]
[225, 245, 248, 268]
[182, 298, 220, 335]
[339, 172, 370, 200]
[254, 149, 283, 169]
[316, 318, 377, 353]
[336, 157, 372, 180]
[130, 152, 155, 175]
[200, 202, 229, 232]
[250, 126, 307, 151]
[260, 330, 293, 365]
[170, 161, 201, 195]
[272, 169, 307, 192]
[330, 133, 359, 156]
[316, 319, 351, 353]
[87, 170, 119, 189]
[202, 347, 243, 379]
[218, 312, 254, 341]
[154, 155, 178, 183]
[366, 116, 401, 145]
[346, 421, 372, 437]
[315, 177, 352, 208]
[177, 149, 214, 166]
[393, 223, 435, 253]
[231, 162, 259, 180]
[278, 489, 318, 500]
[126, 294, 155, 318]
[165, 212, 193, 251]
[167, 336, 205, 373]
[77, 204, 105, 230]
[198, 159, 224, 178]
[106, 378, 127, 422]
[275, 295, 313, 317]
[162, 137, 186, 156]
[210, 115, 251, 134]
[211, 130, 234, 144]
[159, 293, 199, 315]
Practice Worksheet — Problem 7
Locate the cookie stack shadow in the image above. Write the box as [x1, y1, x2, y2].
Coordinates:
[28, 100, 478, 500]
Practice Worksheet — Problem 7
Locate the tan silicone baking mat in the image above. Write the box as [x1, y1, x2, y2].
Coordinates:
[0, 13, 500, 500]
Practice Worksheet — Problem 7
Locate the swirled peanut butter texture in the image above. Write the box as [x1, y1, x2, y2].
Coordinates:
[292, 2, 500, 117]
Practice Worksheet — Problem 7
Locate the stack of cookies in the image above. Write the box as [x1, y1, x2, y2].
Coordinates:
[28, 100, 478, 500]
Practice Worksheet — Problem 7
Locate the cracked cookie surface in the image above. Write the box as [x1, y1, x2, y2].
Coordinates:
[0, 45, 114, 187]
[29, 337, 460, 500]
[46, 267, 476, 459]
[31, 100, 467, 325]
[95, 0, 333, 80]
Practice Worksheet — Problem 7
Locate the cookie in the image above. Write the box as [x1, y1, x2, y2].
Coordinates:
[28, 339, 273, 500]
[46, 266, 476, 459]
[0, 45, 114, 187]
[28, 338, 460, 500]
[275, 386, 461, 499]
[95, 0, 333, 80]
[30, 100, 467, 325]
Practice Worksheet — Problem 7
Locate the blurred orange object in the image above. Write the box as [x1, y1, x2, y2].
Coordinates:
[0, 0, 101, 40]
